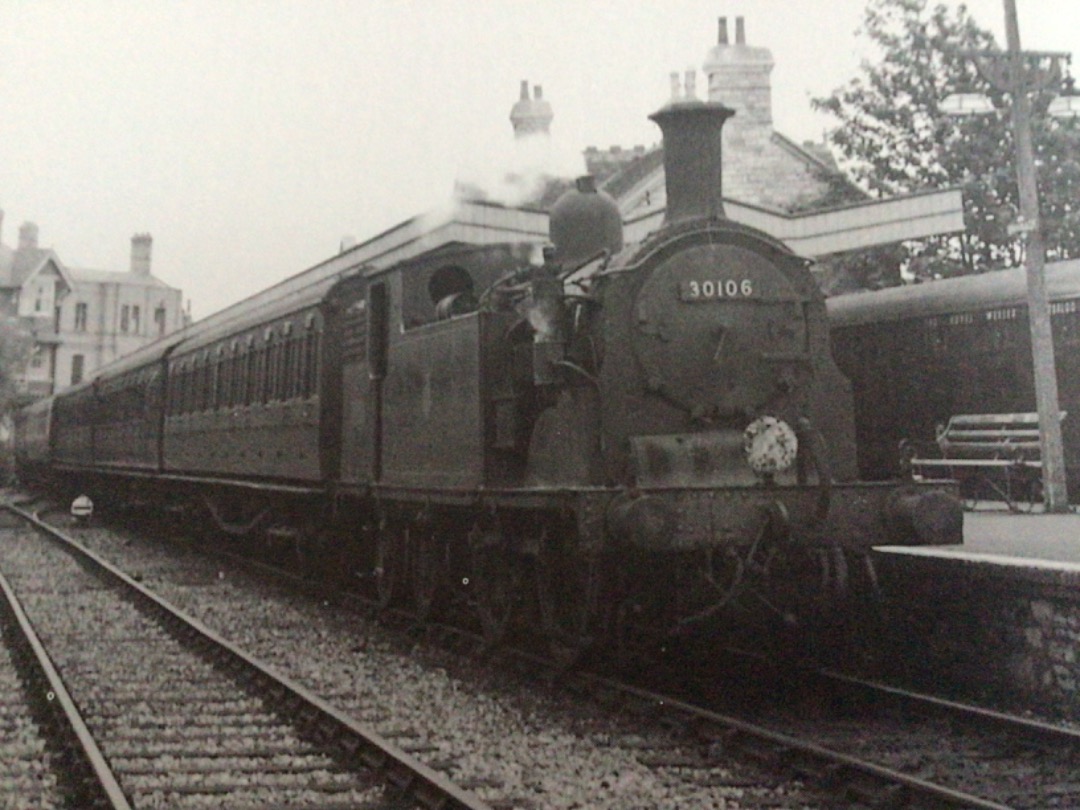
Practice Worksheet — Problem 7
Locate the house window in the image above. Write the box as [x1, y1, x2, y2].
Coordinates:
[74, 302, 88, 332]
[30, 346, 44, 369]
[71, 354, 84, 385]
[120, 305, 130, 333]
[154, 306, 167, 336]
[132, 305, 141, 334]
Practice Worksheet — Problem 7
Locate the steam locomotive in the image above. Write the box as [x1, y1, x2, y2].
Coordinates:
[14, 97, 962, 654]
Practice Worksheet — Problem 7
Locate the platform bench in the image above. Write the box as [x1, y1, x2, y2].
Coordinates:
[900, 411, 1066, 511]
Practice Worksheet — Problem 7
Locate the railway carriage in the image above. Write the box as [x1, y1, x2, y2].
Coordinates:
[93, 343, 172, 473]
[162, 288, 326, 484]
[828, 260, 1080, 491]
[12, 396, 52, 484]
[50, 381, 98, 469]
[16, 96, 963, 654]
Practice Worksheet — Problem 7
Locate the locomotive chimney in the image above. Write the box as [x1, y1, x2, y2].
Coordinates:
[649, 93, 734, 224]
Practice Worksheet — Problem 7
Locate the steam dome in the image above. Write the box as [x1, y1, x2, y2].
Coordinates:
[549, 176, 624, 265]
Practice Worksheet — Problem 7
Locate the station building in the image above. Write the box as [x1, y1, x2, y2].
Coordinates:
[587, 16, 862, 221]
[0, 217, 186, 396]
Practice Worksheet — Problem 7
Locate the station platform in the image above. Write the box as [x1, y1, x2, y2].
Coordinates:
[876, 502, 1080, 573]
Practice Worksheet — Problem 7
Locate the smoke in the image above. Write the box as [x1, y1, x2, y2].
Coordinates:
[453, 130, 587, 208]
[413, 196, 460, 240]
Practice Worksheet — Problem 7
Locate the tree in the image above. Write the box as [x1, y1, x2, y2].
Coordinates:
[0, 315, 33, 410]
[813, 0, 1080, 288]
[0, 315, 33, 479]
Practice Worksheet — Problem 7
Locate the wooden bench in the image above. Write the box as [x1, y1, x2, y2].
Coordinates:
[900, 411, 1066, 511]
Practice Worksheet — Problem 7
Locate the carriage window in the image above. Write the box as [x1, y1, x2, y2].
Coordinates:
[249, 337, 263, 405]
[302, 318, 320, 397]
[261, 331, 274, 404]
[369, 282, 389, 380]
[213, 347, 225, 409]
[282, 328, 297, 400]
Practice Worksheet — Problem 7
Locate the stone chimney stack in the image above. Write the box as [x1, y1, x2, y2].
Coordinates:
[702, 16, 774, 130]
[509, 80, 554, 138]
[18, 222, 38, 251]
[130, 233, 152, 276]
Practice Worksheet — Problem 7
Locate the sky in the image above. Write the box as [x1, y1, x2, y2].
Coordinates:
[2, 1, 1079, 319]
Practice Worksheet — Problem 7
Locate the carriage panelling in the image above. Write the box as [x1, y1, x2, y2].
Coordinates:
[94, 365, 166, 471]
[13, 397, 53, 473]
[828, 260, 1080, 484]
[163, 306, 324, 482]
[51, 383, 97, 467]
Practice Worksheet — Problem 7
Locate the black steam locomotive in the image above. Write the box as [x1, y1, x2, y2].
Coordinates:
[14, 97, 961, 654]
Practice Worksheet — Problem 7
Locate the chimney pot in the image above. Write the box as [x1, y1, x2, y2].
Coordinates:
[574, 175, 597, 193]
[736, 16, 745, 44]
[130, 233, 153, 276]
[669, 71, 681, 101]
[510, 79, 553, 137]
[18, 222, 38, 251]
[718, 16, 728, 45]
[684, 69, 697, 100]
[533, 84, 543, 100]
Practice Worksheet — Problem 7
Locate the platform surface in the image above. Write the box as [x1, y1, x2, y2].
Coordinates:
[877, 502, 1080, 572]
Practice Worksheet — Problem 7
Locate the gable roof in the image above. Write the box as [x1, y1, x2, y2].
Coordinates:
[12, 252, 74, 296]
[596, 131, 866, 217]
[597, 147, 665, 200]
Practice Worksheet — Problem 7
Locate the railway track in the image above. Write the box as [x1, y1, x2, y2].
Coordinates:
[0, 505, 491, 809]
[0, 562, 127, 808]
[216, 539, 1080, 808]
[22, 498, 1080, 808]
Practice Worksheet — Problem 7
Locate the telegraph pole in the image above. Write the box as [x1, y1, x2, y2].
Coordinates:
[956, 1, 1072, 509]
[1001, 0, 1069, 510]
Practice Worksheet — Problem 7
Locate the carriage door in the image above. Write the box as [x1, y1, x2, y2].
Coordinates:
[367, 281, 390, 482]
[322, 274, 382, 487]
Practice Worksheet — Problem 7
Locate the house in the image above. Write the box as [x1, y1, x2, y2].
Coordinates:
[0, 215, 186, 396]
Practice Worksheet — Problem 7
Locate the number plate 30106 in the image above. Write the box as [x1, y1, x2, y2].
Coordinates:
[678, 279, 756, 301]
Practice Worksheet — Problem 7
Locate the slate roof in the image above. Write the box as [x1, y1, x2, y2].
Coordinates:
[593, 134, 863, 214]
[68, 267, 174, 288]
[0, 246, 59, 288]
[596, 148, 665, 200]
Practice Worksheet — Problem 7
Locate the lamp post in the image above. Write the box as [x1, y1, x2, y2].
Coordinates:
[945, 0, 1072, 511]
